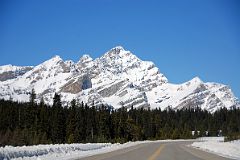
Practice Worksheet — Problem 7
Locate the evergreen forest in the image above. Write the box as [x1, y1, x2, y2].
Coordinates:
[0, 91, 239, 146]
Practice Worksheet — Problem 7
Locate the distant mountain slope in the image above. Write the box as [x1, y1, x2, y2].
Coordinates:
[0, 65, 33, 81]
[0, 46, 238, 112]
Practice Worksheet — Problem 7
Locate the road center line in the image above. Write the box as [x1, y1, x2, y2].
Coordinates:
[147, 144, 165, 160]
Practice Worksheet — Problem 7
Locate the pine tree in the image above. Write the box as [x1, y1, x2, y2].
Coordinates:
[66, 99, 77, 143]
[29, 88, 36, 106]
[50, 93, 66, 143]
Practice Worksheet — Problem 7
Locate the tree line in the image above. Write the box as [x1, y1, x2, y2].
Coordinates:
[0, 91, 239, 146]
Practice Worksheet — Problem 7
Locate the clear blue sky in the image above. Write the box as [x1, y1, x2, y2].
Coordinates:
[0, 0, 239, 98]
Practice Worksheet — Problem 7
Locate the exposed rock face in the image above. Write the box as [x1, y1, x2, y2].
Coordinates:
[60, 75, 92, 94]
[98, 80, 126, 97]
[0, 46, 238, 112]
[60, 79, 82, 94]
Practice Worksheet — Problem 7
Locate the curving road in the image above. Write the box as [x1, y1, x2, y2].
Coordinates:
[78, 141, 233, 160]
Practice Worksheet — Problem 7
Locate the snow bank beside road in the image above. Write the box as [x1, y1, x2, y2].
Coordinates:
[197, 136, 224, 142]
[0, 142, 146, 160]
[0, 143, 112, 160]
[192, 138, 240, 159]
[0, 140, 193, 160]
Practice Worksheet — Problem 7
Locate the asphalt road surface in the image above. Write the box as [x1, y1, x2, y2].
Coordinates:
[78, 141, 233, 160]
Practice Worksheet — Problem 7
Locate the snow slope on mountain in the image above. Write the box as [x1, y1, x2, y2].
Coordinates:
[0, 46, 238, 112]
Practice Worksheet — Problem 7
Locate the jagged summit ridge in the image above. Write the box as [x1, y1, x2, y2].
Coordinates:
[0, 46, 238, 112]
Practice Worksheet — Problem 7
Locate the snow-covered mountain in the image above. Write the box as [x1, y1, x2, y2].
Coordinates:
[0, 46, 239, 112]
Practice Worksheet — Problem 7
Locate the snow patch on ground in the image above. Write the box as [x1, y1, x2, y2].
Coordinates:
[192, 137, 240, 159]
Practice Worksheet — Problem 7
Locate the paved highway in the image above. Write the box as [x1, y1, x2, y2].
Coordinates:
[78, 141, 233, 160]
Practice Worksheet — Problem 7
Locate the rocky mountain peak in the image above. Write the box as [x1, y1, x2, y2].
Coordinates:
[39, 55, 63, 68]
[78, 54, 93, 64]
[51, 55, 63, 62]
[33, 55, 65, 72]
[50, 55, 62, 61]
[101, 46, 136, 60]
[110, 46, 125, 52]
[187, 77, 203, 85]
